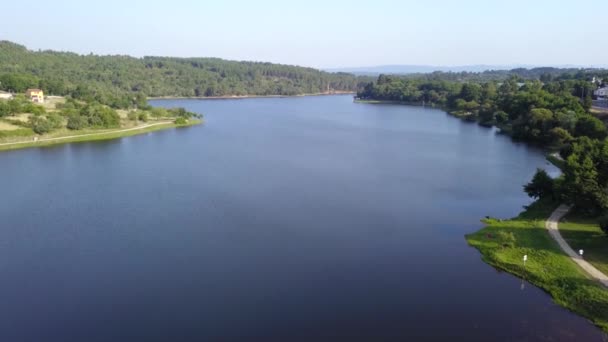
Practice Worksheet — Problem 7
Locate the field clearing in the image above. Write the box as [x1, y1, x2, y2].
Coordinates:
[41, 96, 65, 111]
[9, 113, 31, 122]
[0, 120, 21, 130]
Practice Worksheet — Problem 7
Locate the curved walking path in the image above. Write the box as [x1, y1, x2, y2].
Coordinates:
[546, 204, 608, 287]
[0, 121, 172, 147]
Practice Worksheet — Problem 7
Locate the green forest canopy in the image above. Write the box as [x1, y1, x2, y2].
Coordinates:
[0, 41, 368, 108]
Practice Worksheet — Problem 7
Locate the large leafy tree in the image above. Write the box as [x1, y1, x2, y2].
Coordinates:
[561, 137, 608, 213]
[524, 169, 554, 199]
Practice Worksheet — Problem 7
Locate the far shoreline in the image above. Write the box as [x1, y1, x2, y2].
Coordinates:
[0, 119, 202, 152]
[147, 91, 355, 100]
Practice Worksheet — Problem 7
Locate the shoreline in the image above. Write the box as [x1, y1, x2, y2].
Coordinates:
[546, 205, 608, 287]
[147, 91, 355, 100]
[355, 98, 430, 106]
[466, 199, 608, 332]
[0, 119, 202, 152]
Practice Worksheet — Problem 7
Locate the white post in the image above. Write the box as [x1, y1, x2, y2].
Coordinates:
[579, 249, 584, 258]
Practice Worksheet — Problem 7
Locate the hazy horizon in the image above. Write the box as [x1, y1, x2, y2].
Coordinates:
[1, 0, 606, 69]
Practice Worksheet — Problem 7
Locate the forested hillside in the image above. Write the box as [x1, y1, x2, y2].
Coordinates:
[392, 67, 608, 82]
[0, 41, 365, 108]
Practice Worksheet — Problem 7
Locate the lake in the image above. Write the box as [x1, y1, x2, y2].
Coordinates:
[0, 94, 602, 341]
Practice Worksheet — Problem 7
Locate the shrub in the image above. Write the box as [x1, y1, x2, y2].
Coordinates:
[150, 107, 168, 119]
[80, 104, 120, 128]
[174, 117, 187, 125]
[66, 114, 88, 130]
[138, 112, 148, 122]
[47, 114, 64, 129]
[29, 116, 52, 134]
[127, 111, 138, 121]
[496, 230, 516, 248]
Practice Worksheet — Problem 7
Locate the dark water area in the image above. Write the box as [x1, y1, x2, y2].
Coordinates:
[0, 95, 602, 341]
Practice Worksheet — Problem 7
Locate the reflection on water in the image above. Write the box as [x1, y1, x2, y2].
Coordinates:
[0, 95, 601, 341]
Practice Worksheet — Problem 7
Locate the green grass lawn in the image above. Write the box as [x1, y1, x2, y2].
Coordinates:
[466, 199, 608, 331]
[561, 215, 608, 276]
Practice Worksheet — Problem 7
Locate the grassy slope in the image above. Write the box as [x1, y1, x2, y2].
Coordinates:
[561, 216, 608, 276]
[465, 199, 608, 331]
[0, 119, 201, 152]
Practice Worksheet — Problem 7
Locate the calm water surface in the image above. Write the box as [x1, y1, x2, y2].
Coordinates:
[0, 95, 603, 341]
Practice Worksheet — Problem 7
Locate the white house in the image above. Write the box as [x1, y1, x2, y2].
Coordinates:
[595, 87, 608, 100]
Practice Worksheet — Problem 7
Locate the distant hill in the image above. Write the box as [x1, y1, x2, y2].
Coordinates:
[326, 64, 607, 76]
[0, 41, 366, 107]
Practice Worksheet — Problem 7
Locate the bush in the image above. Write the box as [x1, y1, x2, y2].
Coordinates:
[127, 111, 138, 121]
[496, 230, 516, 248]
[29, 116, 52, 134]
[24, 103, 46, 116]
[150, 107, 168, 119]
[66, 114, 88, 130]
[174, 117, 188, 125]
[47, 114, 64, 129]
[80, 104, 120, 128]
[138, 112, 148, 122]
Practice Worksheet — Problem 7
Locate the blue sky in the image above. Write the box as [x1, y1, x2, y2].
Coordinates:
[1, 0, 606, 68]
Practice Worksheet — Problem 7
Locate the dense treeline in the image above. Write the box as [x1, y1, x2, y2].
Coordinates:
[359, 73, 608, 214]
[0, 41, 367, 108]
[358, 75, 603, 145]
[399, 67, 608, 83]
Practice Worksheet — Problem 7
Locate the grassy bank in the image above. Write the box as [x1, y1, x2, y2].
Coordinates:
[561, 215, 608, 276]
[465, 199, 608, 331]
[0, 119, 201, 152]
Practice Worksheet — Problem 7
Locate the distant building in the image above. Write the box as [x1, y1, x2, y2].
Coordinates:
[595, 87, 608, 100]
[25, 89, 44, 103]
[0, 91, 12, 100]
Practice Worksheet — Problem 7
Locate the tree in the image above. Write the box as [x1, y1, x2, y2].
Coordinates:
[574, 116, 607, 140]
[47, 114, 63, 129]
[494, 111, 509, 124]
[481, 82, 497, 102]
[459, 83, 482, 102]
[29, 116, 53, 134]
[174, 117, 188, 125]
[555, 110, 577, 132]
[0, 73, 39, 93]
[524, 168, 554, 199]
[138, 111, 148, 122]
[550, 127, 573, 145]
[562, 139, 608, 213]
[150, 107, 168, 119]
[66, 114, 88, 130]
